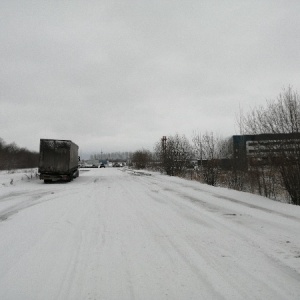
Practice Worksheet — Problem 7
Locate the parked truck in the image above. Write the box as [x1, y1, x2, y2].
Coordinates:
[38, 139, 79, 183]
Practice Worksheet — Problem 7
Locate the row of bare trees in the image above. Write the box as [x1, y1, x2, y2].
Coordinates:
[0, 138, 39, 170]
[132, 87, 300, 205]
[152, 132, 231, 185]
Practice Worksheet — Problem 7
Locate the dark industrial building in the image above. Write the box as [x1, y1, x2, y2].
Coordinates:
[232, 133, 300, 170]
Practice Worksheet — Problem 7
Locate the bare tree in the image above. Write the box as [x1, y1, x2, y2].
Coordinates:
[192, 132, 224, 186]
[155, 134, 192, 176]
[131, 149, 152, 169]
[238, 87, 300, 205]
[238, 86, 300, 135]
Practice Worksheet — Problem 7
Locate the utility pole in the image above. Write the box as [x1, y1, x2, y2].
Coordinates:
[161, 136, 167, 156]
[161, 136, 167, 170]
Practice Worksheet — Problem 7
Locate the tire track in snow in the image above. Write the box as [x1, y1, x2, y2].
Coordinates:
[0, 191, 54, 221]
[130, 172, 300, 299]
[1, 168, 300, 300]
[141, 173, 300, 222]
[118, 175, 258, 299]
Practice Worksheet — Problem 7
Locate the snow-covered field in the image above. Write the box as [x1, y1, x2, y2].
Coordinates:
[0, 168, 300, 300]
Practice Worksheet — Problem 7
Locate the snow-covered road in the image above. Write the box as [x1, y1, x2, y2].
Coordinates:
[0, 168, 300, 299]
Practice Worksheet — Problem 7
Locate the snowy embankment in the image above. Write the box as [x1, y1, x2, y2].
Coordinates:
[0, 168, 300, 300]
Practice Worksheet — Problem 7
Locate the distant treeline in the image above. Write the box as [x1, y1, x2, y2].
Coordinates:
[0, 138, 39, 170]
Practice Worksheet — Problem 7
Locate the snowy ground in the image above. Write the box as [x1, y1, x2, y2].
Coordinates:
[0, 168, 300, 300]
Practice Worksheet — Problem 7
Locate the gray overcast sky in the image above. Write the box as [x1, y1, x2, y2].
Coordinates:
[1, 0, 300, 158]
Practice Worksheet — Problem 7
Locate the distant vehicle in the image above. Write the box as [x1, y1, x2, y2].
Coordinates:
[38, 139, 79, 183]
[99, 163, 105, 168]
